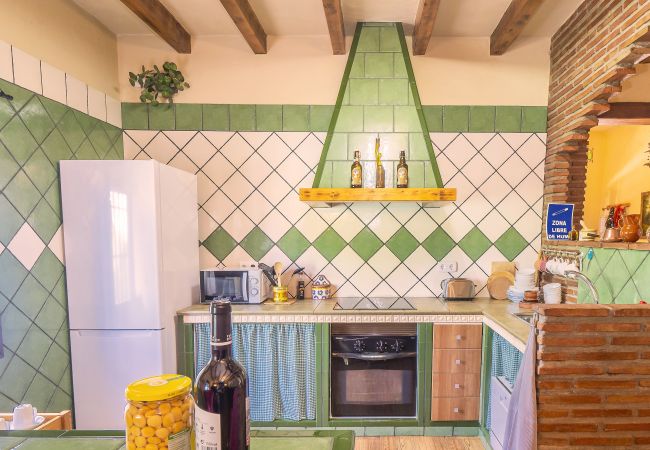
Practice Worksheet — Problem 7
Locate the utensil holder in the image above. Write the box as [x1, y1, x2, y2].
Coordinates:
[272, 287, 288, 303]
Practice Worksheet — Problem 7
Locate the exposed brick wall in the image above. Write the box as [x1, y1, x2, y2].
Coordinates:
[543, 0, 650, 302]
[536, 305, 650, 449]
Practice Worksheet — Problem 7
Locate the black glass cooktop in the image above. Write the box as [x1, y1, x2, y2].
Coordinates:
[333, 297, 415, 310]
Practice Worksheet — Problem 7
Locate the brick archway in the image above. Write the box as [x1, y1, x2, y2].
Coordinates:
[542, 1, 650, 301]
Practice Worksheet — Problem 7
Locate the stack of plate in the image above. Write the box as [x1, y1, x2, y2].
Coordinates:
[542, 283, 562, 304]
[506, 268, 536, 303]
[514, 268, 536, 291]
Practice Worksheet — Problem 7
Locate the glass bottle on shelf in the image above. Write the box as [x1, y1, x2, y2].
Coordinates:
[374, 138, 385, 188]
[396, 150, 409, 188]
[351, 150, 362, 188]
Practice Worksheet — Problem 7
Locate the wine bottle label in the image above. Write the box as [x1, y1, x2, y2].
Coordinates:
[351, 167, 361, 185]
[194, 407, 222, 450]
[397, 167, 408, 185]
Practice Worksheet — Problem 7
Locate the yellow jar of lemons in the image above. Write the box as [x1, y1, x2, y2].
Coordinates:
[125, 374, 193, 450]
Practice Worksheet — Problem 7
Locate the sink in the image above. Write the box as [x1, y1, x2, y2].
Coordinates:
[512, 312, 534, 326]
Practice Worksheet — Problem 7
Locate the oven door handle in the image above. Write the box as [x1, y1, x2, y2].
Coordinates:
[331, 352, 417, 361]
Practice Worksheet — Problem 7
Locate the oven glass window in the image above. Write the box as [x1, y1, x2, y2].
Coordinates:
[201, 272, 247, 301]
[331, 358, 417, 417]
[337, 368, 411, 404]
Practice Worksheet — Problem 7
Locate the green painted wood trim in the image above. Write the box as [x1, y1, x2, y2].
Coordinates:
[312, 24, 364, 188]
[315, 323, 325, 426]
[251, 420, 318, 427]
[395, 23, 443, 188]
[319, 324, 331, 426]
[419, 323, 433, 426]
[480, 325, 494, 427]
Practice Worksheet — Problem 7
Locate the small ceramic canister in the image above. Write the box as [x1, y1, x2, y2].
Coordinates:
[312, 275, 331, 300]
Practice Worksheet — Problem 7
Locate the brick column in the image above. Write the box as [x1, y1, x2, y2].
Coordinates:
[543, 1, 650, 302]
[536, 305, 650, 448]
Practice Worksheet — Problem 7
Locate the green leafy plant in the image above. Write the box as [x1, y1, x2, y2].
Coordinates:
[129, 62, 189, 105]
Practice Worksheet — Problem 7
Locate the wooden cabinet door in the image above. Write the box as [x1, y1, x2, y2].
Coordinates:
[431, 397, 479, 421]
[434, 324, 483, 349]
[433, 349, 482, 374]
[432, 372, 481, 397]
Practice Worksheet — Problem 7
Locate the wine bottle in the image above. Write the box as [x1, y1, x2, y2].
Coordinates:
[194, 300, 250, 450]
[396, 150, 408, 188]
[351, 150, 362, 188]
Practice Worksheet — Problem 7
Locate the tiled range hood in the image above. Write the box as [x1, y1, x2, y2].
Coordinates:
[314, 22, 444, 190]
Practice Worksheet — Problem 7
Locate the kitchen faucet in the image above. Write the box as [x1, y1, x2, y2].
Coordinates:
[564, 270, 600, 304]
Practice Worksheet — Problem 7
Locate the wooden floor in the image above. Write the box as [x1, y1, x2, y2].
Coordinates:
[355, 436, 485, 450]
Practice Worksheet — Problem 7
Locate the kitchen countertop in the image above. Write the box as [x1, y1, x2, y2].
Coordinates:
[178, 298, 531, 351]
[0, 429, 355, 450]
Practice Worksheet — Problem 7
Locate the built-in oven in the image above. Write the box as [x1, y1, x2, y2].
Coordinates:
[330, 323, 418, 418]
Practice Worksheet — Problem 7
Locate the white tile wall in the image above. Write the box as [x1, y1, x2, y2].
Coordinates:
[0, 39, 121, 128]
[0, 41, 13, 82]
[41, 62, 67, 104]
[88, 86, 107, 121]
[7, 223, 45, 270]
[12, 47, 41, 94]
[65, 74, 87, 113]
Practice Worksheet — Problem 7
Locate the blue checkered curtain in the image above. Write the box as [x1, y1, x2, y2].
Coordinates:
[486, 331, 523, 429]
[195, 323, 316, 422]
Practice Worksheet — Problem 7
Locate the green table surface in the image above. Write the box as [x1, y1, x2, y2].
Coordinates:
[0, 430, 355, 450]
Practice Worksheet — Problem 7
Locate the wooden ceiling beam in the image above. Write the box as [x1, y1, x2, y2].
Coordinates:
[598, 102, 650, 125]
[490, 0, 545, 56]
[220, 0, 267, 54]
[322, 0, 345, 55]
[120, 0, 191, 53]
[412, 0, 441, 56]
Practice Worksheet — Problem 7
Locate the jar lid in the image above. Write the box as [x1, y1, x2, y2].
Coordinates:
[125, 374, 191, 402]
[313, 274, 330, 287]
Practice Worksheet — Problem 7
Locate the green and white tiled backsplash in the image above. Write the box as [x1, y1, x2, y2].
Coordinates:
[124, 125, 545, 298]
[580, 247, 650, 304]
[0, 40, 123, 413]
[0, 35, 547, 415]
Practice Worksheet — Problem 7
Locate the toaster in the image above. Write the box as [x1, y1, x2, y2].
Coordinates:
[441, 277, 476, 300]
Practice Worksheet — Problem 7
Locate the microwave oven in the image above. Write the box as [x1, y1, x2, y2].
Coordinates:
[199, 268, 271, 304]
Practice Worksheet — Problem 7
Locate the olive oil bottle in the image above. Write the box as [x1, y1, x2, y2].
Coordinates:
[396, 150, 409, 188]
[351, 150, 362, 188]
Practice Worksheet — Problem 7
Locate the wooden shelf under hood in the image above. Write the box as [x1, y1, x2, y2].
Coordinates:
[298, 187, 456, 208]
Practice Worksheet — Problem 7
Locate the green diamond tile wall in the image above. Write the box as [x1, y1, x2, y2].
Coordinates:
[124, 127, 546, 298]
[0, 78, 123, 413]
[580, 247, 650, 304]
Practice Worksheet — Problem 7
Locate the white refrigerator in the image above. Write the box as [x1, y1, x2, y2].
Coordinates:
[60, 160, 199, 429]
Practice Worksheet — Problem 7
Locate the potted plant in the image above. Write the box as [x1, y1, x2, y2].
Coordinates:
[129, 62, 189, 105]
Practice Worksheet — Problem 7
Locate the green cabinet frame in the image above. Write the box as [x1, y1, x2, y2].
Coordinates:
[178, 320, 490, 435]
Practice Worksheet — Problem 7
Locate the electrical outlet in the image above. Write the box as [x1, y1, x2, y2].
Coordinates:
[438, 261, 458, 272]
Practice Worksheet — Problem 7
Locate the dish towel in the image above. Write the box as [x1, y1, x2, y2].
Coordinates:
[502, 326, 537, 450]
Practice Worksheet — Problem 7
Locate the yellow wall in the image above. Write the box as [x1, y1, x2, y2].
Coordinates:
[584, 125, 650, 227]
[0, 0, 119, 97]
[118, 35, 551, 105]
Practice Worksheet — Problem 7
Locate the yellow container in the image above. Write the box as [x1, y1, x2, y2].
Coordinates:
[273, 286, 289, 303]
[124, 374, 193, 450]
